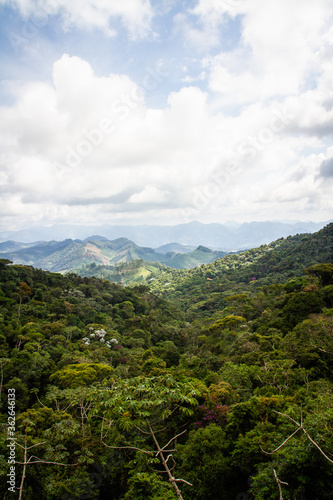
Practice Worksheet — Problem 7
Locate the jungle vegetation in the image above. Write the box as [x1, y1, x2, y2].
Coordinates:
[0, 223, 333, 499]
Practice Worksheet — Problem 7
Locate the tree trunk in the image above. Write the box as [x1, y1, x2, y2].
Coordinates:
[18, 436, 27, 500]
[147, 422, 184, 500]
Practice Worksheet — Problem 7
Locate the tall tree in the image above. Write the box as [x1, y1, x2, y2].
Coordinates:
[92, 374, 200, 499]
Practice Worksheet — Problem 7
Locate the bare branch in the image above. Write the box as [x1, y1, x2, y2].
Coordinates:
[101, 441, 153, 455]
[302, 428, 333, 464]
[147, 421, 185, 499]
[274, 410, 300, 427]
[173, 478, 193, 486]
[263, 410, 333, 464]
[153, 426, 167, 434]
[165, 454, 176, 472]
[133, 425, 151, 435]
[155, 449, 176, 457]
[13, 440, 47, 450]
[32, 390, 46, 408]
[261, 428, 301, 454]
[161, 430, 187, 451]
[273, 469, 288, 500]
[165, 454, 174, 463]
[96, 416, 113, 441]
[16, 460, 78, 466]
[27, 441, 47, 451]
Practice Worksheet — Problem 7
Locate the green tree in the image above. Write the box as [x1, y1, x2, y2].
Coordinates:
[50, 362, 114, 389]
[305, 263, 333, 286]
[282, 290, 325, 328]
[177, 424, 233, 500]
[16, 281, 32, 327]
[93, 374, 200, 499]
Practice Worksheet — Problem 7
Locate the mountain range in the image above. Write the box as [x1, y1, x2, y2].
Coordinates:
[0, 220, 330, 250]
[0, 237, 227, 272]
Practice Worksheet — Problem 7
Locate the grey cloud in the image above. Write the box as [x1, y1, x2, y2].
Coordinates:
[66, 188, 140, 206]
[319, 157, 333, 178]
[291, 167, 307, 182]
[64, 191, 182, 211]
[102, 201, 182, 214]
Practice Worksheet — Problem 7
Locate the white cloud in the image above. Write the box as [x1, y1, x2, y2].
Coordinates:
[128, 185, 169, 204]
[191, 0, 245, 19]
[195, 0, 333, 104]
[1, 50, 332, 227]
[0, 0, 153, 38]
[0, 56, 219, 220]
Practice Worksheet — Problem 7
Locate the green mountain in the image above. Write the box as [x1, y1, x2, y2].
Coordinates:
[0, 237, 227, 272]
[76, 259, 165, 285]
[0, 240, 42, 252]
[164, 245, 227, 269]
[154, 242, 195, 254]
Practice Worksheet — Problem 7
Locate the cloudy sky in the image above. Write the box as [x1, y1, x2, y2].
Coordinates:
[0, 0, 333, 231]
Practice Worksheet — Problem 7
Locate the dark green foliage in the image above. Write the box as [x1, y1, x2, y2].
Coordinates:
[281, 290, 325, 328]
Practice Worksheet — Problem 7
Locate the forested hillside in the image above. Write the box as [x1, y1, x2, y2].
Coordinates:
[146, 223, 333, 312]
[0, 224, 333, 499]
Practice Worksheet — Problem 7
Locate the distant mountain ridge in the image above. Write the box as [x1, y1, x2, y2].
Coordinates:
[154, 242, 195, 254]
[0, 220, 329, 250]
[0, 237, 227, 272]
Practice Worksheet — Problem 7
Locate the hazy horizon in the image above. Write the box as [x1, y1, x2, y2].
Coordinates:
[0, 219, 330, 248]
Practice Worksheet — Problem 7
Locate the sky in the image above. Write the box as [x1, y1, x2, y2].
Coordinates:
[0, 0, 333, 231]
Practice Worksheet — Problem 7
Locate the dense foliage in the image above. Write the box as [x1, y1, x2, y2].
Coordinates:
[0, 224, 333, 499]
